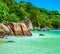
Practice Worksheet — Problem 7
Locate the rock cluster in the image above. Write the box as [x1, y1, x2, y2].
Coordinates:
[0, 22, 32, 38]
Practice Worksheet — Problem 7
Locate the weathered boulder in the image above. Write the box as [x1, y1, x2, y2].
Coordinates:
[1, 24, 10, 35]
[20, 23, 32, 36]
[13, 23, 23, 35]
[4, 22, 32, 36]
[0, 23, 10, 35]
[7, 25, 14, 35]
[6, 22, 23, 36]
[5, 22, 15, 35]
[24, 18, 33, 30]
[1, 24, 9, 32]
[39, 34, 45, 36]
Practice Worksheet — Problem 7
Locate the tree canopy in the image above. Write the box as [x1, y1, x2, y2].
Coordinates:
[0, 0, 60, 29]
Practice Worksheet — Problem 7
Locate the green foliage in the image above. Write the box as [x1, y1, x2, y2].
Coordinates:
[0, 0, 60, 28]
[6, 13, 20, 22]
[0, 1, 9, 23]
[52, 18, 60, 28]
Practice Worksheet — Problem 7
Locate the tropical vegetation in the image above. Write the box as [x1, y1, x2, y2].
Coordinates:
[0, 0, 60, 29]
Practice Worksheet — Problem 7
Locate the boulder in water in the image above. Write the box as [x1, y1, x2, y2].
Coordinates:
[24, 18, 33, 30]
[0, 24, 10, 35]
[6, 22, 23, 36]
[39, 34, 45, 36]
[7, 40, 14, 43]
[6, 22, 32, 36]
[20, 23, 32, 36]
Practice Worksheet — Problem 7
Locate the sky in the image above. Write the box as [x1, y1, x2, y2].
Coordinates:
[15, 0, 60, 12]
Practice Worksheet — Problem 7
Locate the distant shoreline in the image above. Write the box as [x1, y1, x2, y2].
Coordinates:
[32, 28, 60, 31]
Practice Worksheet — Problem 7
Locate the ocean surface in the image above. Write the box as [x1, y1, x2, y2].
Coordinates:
[0, 30, 60, 54]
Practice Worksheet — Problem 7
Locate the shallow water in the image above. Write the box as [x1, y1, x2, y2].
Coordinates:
[0, 30, 60, 54]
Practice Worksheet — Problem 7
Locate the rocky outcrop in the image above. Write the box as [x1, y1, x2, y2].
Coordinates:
[6, 22, 32, 36]
[20, 23, 32, 36]
[24, 18, 33, 30]
[0, 23, 11, 38]
[0, 23, 10, 34]
[0, 22, 32, 37]
[12, 23, 23, 35]
[5, 22, 23, 36]
[1, 24, 10, 35]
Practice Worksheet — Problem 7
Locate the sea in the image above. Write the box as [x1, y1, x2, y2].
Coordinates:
[0, 30, 60, 54]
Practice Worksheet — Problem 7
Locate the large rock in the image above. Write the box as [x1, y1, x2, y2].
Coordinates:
[0, 23, 10, 35]
[13, 23, 23, 35]
[39, 34, 45, 36]
[6, 22, 23, 36]
[20, 23, 32, 36]
[4, 22, 32, 36]
[24, 18, 33, 30]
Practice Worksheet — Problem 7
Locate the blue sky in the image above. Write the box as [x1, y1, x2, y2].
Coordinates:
[15, 0, 60, 12]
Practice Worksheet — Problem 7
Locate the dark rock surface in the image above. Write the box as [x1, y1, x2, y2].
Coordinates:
[39, 34, 45, 36]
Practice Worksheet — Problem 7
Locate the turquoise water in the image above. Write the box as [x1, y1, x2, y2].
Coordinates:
[0, 30, 60, 54]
